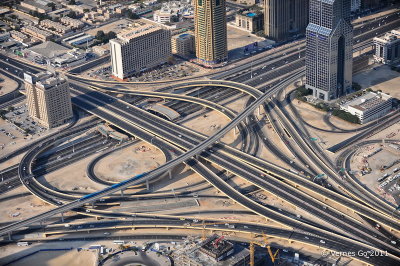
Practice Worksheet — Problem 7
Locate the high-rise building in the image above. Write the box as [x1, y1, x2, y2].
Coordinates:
[361, 0, 382, 10]
[351, 0, 361, 12]
[110, 19, 171, 80]
[264, 0, 309, 42]
[24, 71, 73, 129]
[305, 0, 353, 101]
[373, 29, 400, 64]
[194, 0, 228, 65]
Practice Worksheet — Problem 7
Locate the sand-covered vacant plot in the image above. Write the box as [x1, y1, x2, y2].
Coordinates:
[6, 249, 95, 266]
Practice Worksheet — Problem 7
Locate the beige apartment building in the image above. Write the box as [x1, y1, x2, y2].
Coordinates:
[10, 30, 30, 43]
[60, 17, 85, 29]
[24, 71, 73, 129]
[235, 11, 264, 33]
[171, 33, 194, 57]
[194, 0, 227, 65]
[40, 19, 71, 34]
[110, 20, 171, 80]
[22, 25, 53, 41]
[21, 0, 52, 14]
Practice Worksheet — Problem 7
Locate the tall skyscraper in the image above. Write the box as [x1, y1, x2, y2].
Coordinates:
[110, 20, 171, 80]
[351, 0, 361, 12]
[306, 0, 353, 101]
[194, 0, 228, 65]
[24, 71, 73, 129]
[264, 0, 309, 42]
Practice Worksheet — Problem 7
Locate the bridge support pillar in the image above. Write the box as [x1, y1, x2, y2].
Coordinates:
[257, 106, 261, 116]
[8, 232, 11, 241]
[234, 126, 239, 135]
[246, 117, 249, 124]
[121, 189, 124, 197]
[168, 169, 172, 179]
[146, 180, 150, 190]
[61, 212, 64, 223]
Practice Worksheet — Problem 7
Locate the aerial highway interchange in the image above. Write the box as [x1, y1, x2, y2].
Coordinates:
[1, 8, 400, 265]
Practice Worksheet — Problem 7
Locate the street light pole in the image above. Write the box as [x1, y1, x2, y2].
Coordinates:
[250, 60, 253, 79]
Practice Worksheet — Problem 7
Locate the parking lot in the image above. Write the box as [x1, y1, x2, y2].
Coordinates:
[0, 103, 46, 150]
[86, 59, 202, 82]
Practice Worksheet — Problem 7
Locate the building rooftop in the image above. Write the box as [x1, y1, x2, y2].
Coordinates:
[374, 29, 400, 43]
[173, 33, 193, 40]
[29, 41, 69, 58]
[114, 19, 164, 42]
[342, 92, 392, 111]
[199, 235, 234, 259]
[25, 71, 67, 90]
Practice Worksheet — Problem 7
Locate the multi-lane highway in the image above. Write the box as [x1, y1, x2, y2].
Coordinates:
[1, 8, 400, 264]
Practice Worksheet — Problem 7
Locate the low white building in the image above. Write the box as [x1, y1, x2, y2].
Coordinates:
[153, 9, 174, 24]
[340, 92, 393, 124]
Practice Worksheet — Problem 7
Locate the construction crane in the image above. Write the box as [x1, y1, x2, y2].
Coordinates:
[263, 232, 279, 264]
[249, 233, 279, 266]
[213, 235, 224, 248]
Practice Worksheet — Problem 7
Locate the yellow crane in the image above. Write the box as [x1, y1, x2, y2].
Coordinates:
[249, 232, 279, 266]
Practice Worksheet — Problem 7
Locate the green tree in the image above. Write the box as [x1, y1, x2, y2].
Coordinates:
[68, 0, 76, 5]
[47, 2, 56, 11]
[96, 30, 105, 40]
[332, 109, 360, 124]
[295, 85, 311, 99]
[67, 11, 77, 19]
[167, 56, 176, 65]
[352, 82, 362, 91]
[126, 10, 140, 20]
[107, 31, 116, 40]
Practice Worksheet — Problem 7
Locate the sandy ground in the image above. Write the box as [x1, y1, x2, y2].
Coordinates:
[9, 249, 95, 266]
[0, 186, 53, 223]
[353, 64, 400, 99]
[0, 241, 96, 266]
[288, 101, 357, 150]
[182, 109, 234, 144]
[0, 74, 18, 96]
[94, 141, 166, 183]
[36, 152, 108, 195]
[227, 25, 265, 51]
[370, 121, 400, 141]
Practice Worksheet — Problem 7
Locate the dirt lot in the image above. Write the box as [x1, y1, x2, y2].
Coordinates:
[0, 242, 96, 266]
[94, 141, 166, 183]
[0, 74, 18, 95]
[353, 64, 400, 99]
